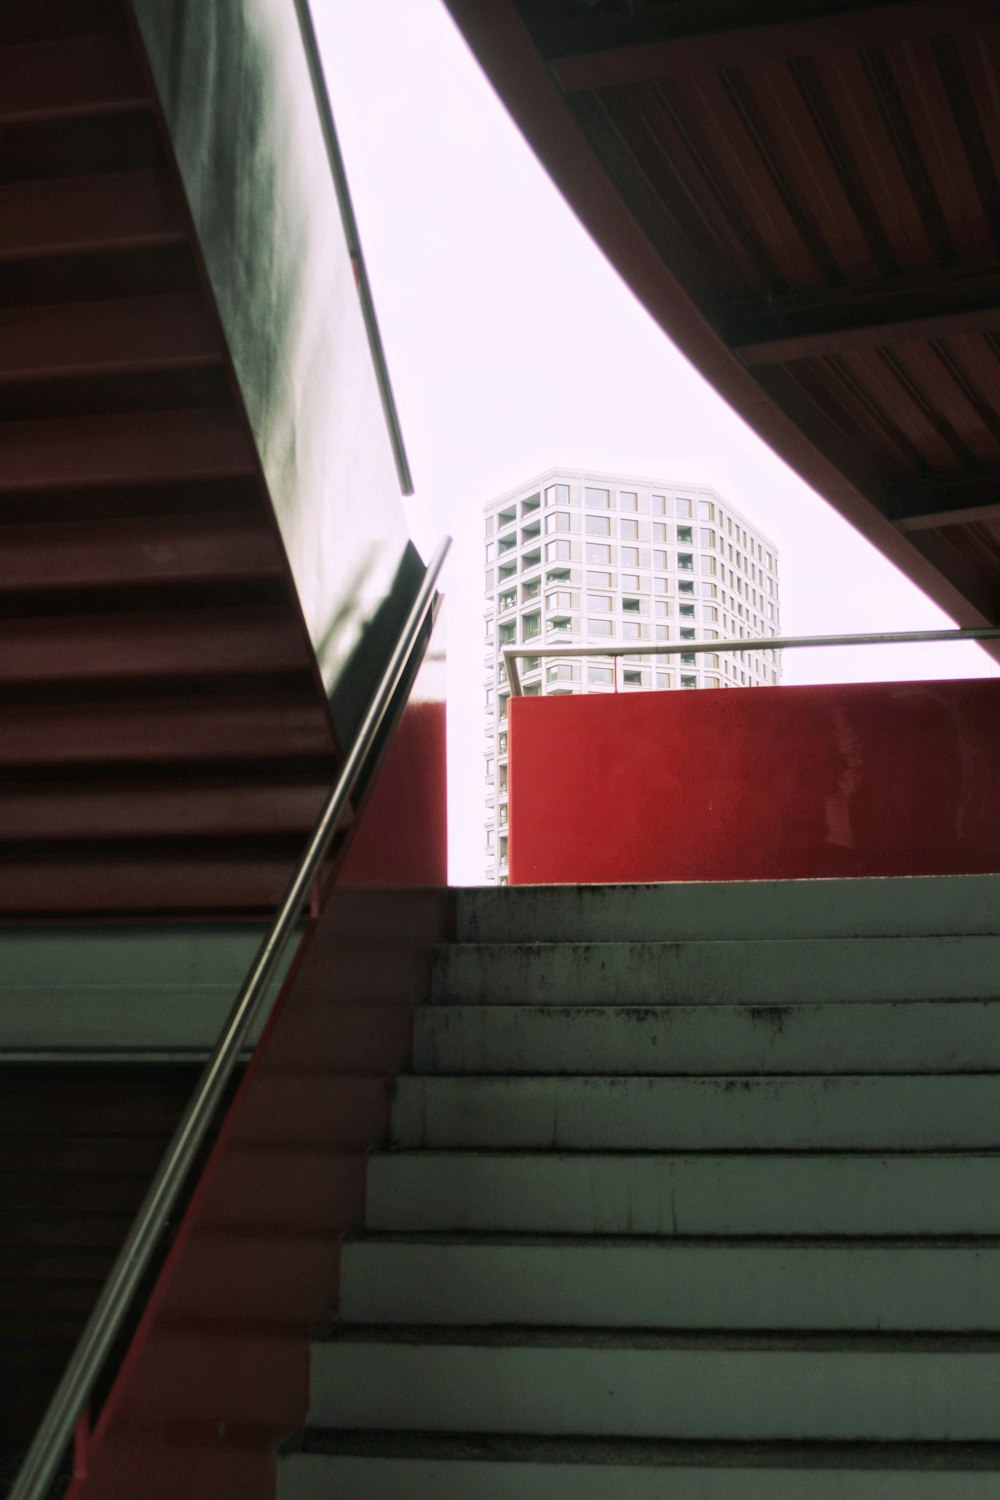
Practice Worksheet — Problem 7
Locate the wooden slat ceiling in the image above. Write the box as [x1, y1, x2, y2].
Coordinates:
[446, 0, 1000, 633]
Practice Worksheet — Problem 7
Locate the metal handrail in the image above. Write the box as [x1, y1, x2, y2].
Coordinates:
[502, 626, 1000, 695]
[291, 0, 414, 496]
[10, 536, 451, 1500]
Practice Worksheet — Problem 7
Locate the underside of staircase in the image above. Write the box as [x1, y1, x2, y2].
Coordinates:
[280, 875, 1000, 1497]
[0, 0, 337, 917]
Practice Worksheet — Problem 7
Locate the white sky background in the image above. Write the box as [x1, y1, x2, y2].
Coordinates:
[314, 0, 997, 886]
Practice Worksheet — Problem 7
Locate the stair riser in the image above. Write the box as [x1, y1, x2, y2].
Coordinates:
[309, 1343, 1000, 1439]
[367, 1154, 1000, 1236]
[279, 1453, 1000, 1500]
[455, 876, 1000, 944]
[391, 1075, 1000, 1150]
[432, 938, 1000, 1007]
[414, 1002, 1000, 1074]
[340, 1242, 1000, 1330]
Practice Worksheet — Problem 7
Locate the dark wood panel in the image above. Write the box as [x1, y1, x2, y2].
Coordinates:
[0, 34, 143, 124]
[0, 169, 185, 260]
[0, 294, 223, 379]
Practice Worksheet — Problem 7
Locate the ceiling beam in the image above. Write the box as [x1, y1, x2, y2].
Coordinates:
[889, 469, 1000, 531]
[724, 270, 1000, 364]
[552, 1, 997, 91]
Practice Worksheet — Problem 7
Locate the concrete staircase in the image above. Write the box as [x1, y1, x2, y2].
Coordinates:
[279, 876, 1000, 1497]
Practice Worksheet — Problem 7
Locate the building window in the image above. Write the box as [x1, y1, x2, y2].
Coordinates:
[523, 612, 541, 641]
[623, 669, 644, 686]
[522, 578, 541, 603]
[679, 579, 695, 595]
[585, 486, 610, 507]
[681, 674, 697, 688]
[621, 547, 640, 567]
[680, 627, 696, 641]
[521, 492, 541, 513]
[523, 548, 541, 570]
[680, 602, 695, 619]
[587, 593, 612, 611]
[678, 553, 694, 571]
[586, 543, 612, 564]
[677, 526, 693, 544]
[677, 498, 693, 518]
[586, 514, 611, 536]
[698, 500, 714, 520]
[681, 652, 696, 666]
[547, 663, 577, 682]
[653, 550, 668, 569]
[545, 483, 570, 506]
[620, 518, 639, 540]
[700, 528, 715, 548]
[588, 618, 614, 637]
[587, 570, 612, 588]
[652, 523, 667, 543]
[652, 494, 668, 516]
[623, 620, 648, 640]
[547, 590, 576, 610]
[499, 621, 516, 644]
[548, 615, 575, 634]
[620, 490, 638, 512]
[545, 540, 570, 562]
[588, 665, 614, 685]
[499, 588, 517, 612]
[623, 596, 647, 614]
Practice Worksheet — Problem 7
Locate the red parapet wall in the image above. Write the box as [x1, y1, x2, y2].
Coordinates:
[66, 696, 447, 1500]
[509, 680, 1000, 884]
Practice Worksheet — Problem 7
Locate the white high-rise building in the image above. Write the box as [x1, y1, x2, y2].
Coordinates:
[483, 467, 781, 884]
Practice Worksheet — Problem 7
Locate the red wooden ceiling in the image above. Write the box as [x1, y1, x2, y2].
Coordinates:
[446, 0, 1000, 633]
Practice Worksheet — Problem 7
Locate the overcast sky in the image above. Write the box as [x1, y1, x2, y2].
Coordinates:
[315, 0, 995, 884]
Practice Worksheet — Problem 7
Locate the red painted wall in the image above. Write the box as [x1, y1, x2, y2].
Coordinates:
[509, 680, 1000, 884]
[66, 694, 447, 1500]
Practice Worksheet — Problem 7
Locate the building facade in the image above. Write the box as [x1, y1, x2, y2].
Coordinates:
[483, 468, 781, 883]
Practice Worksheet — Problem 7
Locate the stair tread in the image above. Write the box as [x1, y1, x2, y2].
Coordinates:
[317, 1324, 1000, 1352]
[287, 1430, 1000, 1469]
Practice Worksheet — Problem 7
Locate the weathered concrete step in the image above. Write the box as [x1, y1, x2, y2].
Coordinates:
[280, 1434, 1000, 1499]
[309, 1328, 1000, 1439]
[367, 1151, 1000, 1236]
[432, 937, 1000, 1008]
[391, 1075, 1000, 1150]
[414, 1001, 1000, 1075]
[456, 875, 1000, 944]
[340, 1235, 1000, 1330]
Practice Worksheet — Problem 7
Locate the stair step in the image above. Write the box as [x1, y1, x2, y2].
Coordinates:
[0, 407, 254, 493]
[308, 1328, 1000, 1440]
[0, 686, 331, 769]
[340, 1234, 1000, 1330]
[279, 1434, 1000, 1499]
[0, 508, 281, 592]
[0, 169, 184, 261]
[414, 1000, 1000, 1075]
[433, 937, 1000, 1007]
[455, 876, 1000, 944]
[0, 294, 222, 381]
[391, 1074, 1000, 1150]
[0, 34, 144, 125]
[367, 1151, 1000, 1236]
[0, 605, 306, 685]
